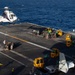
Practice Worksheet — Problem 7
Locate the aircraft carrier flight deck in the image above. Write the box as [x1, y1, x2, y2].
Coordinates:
[0, 22, 75, 75]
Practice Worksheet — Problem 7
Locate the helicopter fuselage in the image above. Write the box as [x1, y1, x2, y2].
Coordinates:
[0, 7, 18, 23]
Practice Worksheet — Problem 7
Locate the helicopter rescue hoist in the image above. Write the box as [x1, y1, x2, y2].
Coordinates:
[56, 29, 63, 37]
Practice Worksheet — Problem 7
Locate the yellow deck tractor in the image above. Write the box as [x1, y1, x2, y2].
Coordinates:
[33, 48, 59, 69]
[33, 49, 75, 74]
[56, 29, 63, 37]
[33, 57, 44, 68]
[65, 34, 72, 47]
[32, 48, 60, 75]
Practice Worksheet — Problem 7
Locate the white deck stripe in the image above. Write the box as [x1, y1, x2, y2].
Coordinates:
[0, 52, 25, 66]
[0, 32, 9, 36]
[0, 31, 50, 50]
[27, 41, 50, 50]
[10, 50, 33, 62]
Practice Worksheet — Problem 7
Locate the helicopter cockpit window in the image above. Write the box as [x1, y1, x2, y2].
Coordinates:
[10, 14, 15, 19]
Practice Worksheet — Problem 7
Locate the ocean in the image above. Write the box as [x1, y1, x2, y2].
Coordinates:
[0, 0, 75, 31]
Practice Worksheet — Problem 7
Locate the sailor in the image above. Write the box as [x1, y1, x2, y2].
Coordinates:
[47, 28, 52, 34]
[10, 42, 14, 50]
[12, 68, 14, 75]
[3, 40, 6, 45]
[47, 28, 52, 38]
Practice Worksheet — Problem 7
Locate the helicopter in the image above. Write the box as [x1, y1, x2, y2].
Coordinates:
[0, 7, 18, 23]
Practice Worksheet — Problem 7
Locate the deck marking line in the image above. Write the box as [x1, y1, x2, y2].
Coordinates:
[0, 32, 9, 36]
[0, 32, 75, 60]
[9, 35, 28, 42]
[27, 41, 50, 50]
[0, 52, 25, 66]
[0, 31, 50, 50]
[9, 35, 50, 50]
[10, 50, 33, 62]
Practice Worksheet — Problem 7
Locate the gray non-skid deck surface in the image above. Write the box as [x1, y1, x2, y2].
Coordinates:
[0, 23, 75, 75]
